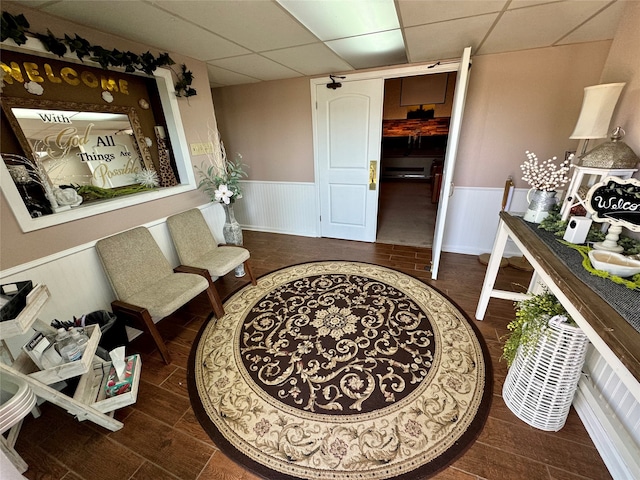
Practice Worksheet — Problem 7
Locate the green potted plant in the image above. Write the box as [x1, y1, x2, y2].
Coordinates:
[502, 289, 571, 366]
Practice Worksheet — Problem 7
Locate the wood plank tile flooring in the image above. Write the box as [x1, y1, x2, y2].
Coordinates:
[15, 231, 612, 480]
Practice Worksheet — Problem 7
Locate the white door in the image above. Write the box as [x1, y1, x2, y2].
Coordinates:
[316, 78, 384, 242]
[431, 46, 472, 279]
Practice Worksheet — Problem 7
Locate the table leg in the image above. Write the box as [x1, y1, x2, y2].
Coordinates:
[476, 219, 510, 320]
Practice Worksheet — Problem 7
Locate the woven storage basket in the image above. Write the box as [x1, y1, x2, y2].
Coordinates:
[502, 315, 589, 431]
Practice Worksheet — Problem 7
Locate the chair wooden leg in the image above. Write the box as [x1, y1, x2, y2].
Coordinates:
[174, 265, 225, 318]
[204, 279, 225, 319]
[112, 301, 171, 364]
[245, 260, 257, 286]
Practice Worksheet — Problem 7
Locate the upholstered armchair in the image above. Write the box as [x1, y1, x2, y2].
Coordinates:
[167, 208, 257, 317]
[96, 226, 220, 364]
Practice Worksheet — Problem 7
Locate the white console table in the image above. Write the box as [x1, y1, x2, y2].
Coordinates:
[476, 212, 640, 403]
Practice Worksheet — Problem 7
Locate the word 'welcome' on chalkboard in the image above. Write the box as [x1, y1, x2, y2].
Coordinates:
[585, 176, 640, 232]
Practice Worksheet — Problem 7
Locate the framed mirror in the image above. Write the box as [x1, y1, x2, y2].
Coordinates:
[0, 41, 195, 232]
[1, 97, 154, 193]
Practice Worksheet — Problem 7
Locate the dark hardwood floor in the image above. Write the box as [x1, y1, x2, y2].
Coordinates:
[15, 231, 612, 480]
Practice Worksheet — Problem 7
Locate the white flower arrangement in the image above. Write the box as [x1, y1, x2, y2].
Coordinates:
[214, 184, 234, 204]
[520, 151, 571, 191]
[195, 131, 247, 205]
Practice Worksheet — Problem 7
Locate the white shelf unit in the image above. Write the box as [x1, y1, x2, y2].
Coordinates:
[560, 165, 637, 221]
[0, 284, 140, 431]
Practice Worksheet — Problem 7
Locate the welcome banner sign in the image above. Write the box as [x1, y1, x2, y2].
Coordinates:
[586, 176, 640, 232]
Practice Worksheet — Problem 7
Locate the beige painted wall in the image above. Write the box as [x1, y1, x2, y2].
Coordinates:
[599, 0, 640, 170]
[212, 41, 611, 189]
[455, 41, 612, 188]
[211, 77, 313, 182]
[4, 2, 636, 271]
[0, 3, 213, 270]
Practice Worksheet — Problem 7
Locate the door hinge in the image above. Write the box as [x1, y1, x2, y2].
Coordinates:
[319, 215, 322, 222]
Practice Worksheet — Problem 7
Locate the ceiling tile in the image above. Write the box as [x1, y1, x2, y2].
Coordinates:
[325, 30, 406, 70]
[10, 0, 58, 7]
[276, 0, 399, 41]
[404, 14, 498, 63]
[3, 0, 626, 87]
[263, 44, 355, 76]
[479, 1, 613, 54]
[208, 54, 302, 82]
[40, 1, 250, 60]
[507, 0, 566, 9]
[398, 0, 506, 27]
[556, 1, 625, 45]
[206, 64, 260, 87]
[155, 0, 319, 52]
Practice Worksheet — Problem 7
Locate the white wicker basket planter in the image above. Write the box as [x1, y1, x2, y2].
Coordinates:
[502, 315, 589, 431]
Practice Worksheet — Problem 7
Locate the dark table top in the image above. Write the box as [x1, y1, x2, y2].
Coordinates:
[501, 211, 640, 385]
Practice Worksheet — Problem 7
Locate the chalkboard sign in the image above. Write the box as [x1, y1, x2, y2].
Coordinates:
[585, 176, 640, 232]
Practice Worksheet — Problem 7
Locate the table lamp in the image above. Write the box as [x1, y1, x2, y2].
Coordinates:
[570, 83, 625, 156]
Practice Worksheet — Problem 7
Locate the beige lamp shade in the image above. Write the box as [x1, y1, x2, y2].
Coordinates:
[570, 83, 625, 139]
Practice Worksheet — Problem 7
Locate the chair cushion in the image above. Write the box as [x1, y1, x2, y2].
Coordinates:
[167, 208, 219, 266]
[193, 246, 250, 278]
[96, 227, 174, 300]
[124, 273, 209, 322]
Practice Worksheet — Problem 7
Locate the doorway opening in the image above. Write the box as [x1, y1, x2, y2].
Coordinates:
[376, 73, 456, 248]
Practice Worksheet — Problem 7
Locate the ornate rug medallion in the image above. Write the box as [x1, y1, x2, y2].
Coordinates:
[189, 262, 491, 480]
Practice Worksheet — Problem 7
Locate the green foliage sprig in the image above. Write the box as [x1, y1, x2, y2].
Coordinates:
[75, 184, 153, 201]
[560, 241, 640, 290]
[502, 290, 572, 367]
[1, 10, 196, 97]
[538, 205, 640, 255]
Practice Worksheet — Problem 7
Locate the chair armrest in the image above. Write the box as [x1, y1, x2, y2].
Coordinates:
[174, 265, 211, 278]
[174, 265, 224, 318]
[111, 300, 146, 314]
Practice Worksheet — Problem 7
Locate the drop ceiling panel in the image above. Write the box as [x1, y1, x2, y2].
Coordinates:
[263, 44, 355, 76]
[557, 2, 625, 45]
[326, 30, 407, 69]
[40, 1, 250, 60]
[207, 64, 260, 87]
[398, 0, 506, 27]
[208, 54, 302, 82]
[3, 0, 626, 87]
[276, 0, 399, 41]
[480, 1, 613, 54]
[405, 14, 498, 63]
[155, 0, 319, 53]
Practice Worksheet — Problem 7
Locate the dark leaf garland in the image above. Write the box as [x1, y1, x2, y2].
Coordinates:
[174, 64, 197, 97]
[1, 11, 29, 44]
[1, 10, 196, 97]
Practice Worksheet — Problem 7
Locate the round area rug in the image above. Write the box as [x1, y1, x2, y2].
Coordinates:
[188, 262, 492, 480]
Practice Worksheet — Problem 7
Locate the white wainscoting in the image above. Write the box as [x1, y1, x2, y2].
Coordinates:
[575, 346, 640, 479]
[0, 183, 543, 325]
[234, 180, 318, 237]
[442, 186, 530, 257]
[234, 181, 533, 257]
[0, 203, 226, 328]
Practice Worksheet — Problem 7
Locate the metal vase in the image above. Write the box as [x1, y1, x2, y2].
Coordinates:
[523, 189, 557, 223]
[222, 203, 246, 277]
